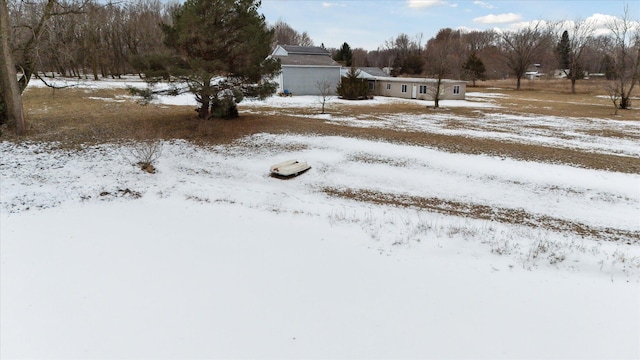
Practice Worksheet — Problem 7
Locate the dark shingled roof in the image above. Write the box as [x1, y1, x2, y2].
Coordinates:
[281, 45, 331, 56]
[273, 45, 340, 67]
[276, 54, 341, 66]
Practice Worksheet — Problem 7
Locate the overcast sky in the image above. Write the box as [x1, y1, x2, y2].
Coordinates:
[260, 0, 638, 50]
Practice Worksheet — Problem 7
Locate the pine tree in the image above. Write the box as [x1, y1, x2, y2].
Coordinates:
[462, 53, 486, 87]
[391, 54, 403, 76]
[402, 53, 424, 75]
[556, 29, 583, 84]
[132, 0, 280, 119]
[336, 64, 369, 100]
[556, 30, 571, 71]
[555, 24, 591, 94]
[333, 42, 352, 66]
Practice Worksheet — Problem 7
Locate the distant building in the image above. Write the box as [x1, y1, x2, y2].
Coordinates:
[268, 46, 466, 100]
[525, 63, 543, 79]
[269, 45, 341, 96]
[344, 67, 466, 101]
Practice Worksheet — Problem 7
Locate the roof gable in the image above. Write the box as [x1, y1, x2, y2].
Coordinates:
[272, 45, 288, 56]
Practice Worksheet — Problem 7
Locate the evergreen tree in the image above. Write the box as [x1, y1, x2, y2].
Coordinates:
[462, 53, 486, 86]
[556, 30, 571, 71]
[333, 42, 353, 66]
[336, 64, 369, 100]
[132, 0, 280, 119]
[402, 53, 424, 75]
[390, 54, 403, 76]
[555, 24, 591, 94]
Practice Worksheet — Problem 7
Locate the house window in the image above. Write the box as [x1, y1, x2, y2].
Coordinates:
[401, 84, 408, 93]
[419, 85, 427, 94]
[386, 83, 391, 90]
[453, 85, 460, 95]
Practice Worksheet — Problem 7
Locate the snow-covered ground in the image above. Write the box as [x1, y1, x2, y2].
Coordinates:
[2, 78, 639, 359]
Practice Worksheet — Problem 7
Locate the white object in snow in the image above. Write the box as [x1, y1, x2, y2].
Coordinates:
[270, 160, 311, 177]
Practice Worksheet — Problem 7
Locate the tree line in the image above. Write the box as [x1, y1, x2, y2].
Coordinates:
[279, 10, 637, 109]
[1, 0, 638, 135]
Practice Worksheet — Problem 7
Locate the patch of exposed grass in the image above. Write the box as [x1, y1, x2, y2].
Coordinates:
[579, 128, 640, 140]
[6, 84, 640, 175]
[471, 78, 639, 121]
[322, 187, 640, 245]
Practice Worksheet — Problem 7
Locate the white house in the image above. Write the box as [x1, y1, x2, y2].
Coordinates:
[269, 45, 341, 96]
[267, 47, 467, 100]
[343, 67, 466, 101]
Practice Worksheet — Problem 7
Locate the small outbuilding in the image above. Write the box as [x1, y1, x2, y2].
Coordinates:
[269, 45, 341, 96]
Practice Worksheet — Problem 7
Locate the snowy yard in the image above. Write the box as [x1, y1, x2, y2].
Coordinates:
[1, 78, 639, 358]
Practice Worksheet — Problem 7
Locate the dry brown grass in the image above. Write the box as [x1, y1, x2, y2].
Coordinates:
[4, 81, 639, 176]
[323, 187, 640, 245]
[4, 80, 637, 242]
[471, 78, 640, 120]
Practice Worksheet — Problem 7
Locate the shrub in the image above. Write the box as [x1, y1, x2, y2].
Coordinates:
[210, 89, 243, 119]
[337, 66, 370, 100]
[125, 140, 163, 173]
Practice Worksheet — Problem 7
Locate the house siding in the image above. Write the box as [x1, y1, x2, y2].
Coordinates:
[374, 78, 466, 101]
[280, 66, 340, 95]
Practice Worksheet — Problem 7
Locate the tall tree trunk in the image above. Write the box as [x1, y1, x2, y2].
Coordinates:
[198, 95, 210, 118]
[91, 46, 99, 81]
[433, 78, 442, 109]
[197, 80, 212, 118]
[0, 0, 26, 134]
[620, 96, 630, 109]
[620, 45, 639, 109]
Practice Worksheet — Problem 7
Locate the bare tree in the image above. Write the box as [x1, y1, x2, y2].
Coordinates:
[460, 29, 508, 80]
[582, 34, 616, 76]
[352, 48, 369, 67]
[316, 78, 334, 114]
[424, 28, 463, 108]
[1, 0, 102, 134]
[0, 0, 25, 134]
[375, 39, 397, 70]
[500, 21, 553, 90]
[555, 19, 595, 93]
[391, 33, 410, 75]
[271, 19, 314, 47]
[607, 5, 640, 109]
[379, 33, 426, 76]
[604, 81, 622, 115]
[12, 0, 60, 92]
[298, 31, 314, 47]
[463, 29, 498, 53]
